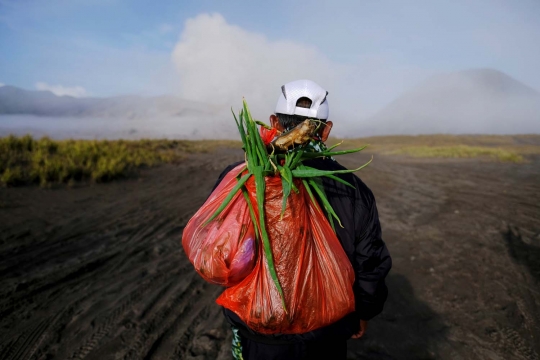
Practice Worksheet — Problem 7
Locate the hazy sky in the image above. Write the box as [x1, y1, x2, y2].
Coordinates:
[1, 0, 539, 118]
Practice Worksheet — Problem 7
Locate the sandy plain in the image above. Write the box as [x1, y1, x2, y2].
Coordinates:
[1, 142, 539, 360]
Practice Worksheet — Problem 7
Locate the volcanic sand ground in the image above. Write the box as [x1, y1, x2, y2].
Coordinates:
[1, 147, 539, 360]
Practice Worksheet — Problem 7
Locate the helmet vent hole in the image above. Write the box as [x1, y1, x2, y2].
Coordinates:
[296, 97, 312, 109]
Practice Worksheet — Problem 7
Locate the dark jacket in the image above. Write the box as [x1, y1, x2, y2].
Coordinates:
[212, 157, 392, 343]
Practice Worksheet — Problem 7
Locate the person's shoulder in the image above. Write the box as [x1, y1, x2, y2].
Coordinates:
[219, 161, 244, 176]
[327, 159, 376, 203]
[212, 161, 244, 192]
[305, 158, 375, 199]
[302, 157, 346, 171]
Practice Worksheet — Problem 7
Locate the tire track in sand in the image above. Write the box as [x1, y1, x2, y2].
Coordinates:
[121, 275, 205, 359]
[66, 271, 168, 360]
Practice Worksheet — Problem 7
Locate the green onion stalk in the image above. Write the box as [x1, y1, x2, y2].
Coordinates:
[205, 99, 371, 313]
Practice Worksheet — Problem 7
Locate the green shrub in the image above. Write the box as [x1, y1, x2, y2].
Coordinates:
[1, 167, 23, 186]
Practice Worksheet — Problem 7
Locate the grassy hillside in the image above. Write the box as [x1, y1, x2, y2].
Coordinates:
[0, 135, 240, 186]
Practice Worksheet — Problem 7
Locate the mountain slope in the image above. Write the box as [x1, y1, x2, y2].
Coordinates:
[0, 86, 224, 118]
[0, 86, 238, 139]
[362, 69, 540, 135]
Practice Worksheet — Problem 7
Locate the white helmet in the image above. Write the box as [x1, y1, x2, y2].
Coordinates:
[275, 79, 329, 120]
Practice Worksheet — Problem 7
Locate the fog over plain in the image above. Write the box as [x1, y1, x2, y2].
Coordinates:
[0, 0, 539, 138]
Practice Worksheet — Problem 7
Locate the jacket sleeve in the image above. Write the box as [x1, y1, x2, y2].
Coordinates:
[352, 176, 392, 320]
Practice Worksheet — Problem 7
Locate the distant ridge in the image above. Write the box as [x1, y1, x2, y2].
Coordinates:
[0, 86, 237, 139]
[0, 85, 223, 118]
[457, 68, 538, 96]
[360, 68, 540, 136]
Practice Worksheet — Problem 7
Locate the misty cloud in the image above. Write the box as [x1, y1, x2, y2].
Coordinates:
[171, 13, 339, 118]
[35, 82, 88, 98]
[169, 13, 433, 130]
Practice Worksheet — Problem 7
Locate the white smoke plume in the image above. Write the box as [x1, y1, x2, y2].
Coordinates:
[171, 13, 339, 119]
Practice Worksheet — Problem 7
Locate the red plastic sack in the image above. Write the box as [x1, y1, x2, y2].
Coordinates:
[182, 164, 257, 286]
[182, 163, 355, 334]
